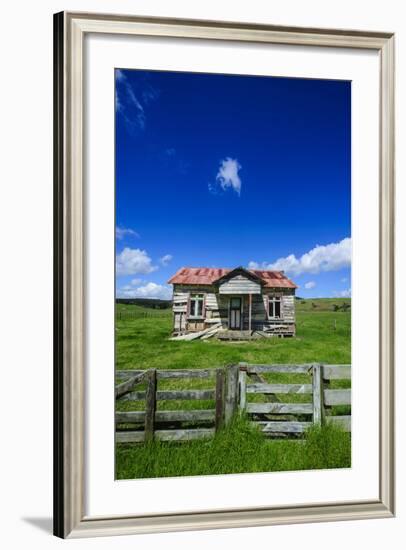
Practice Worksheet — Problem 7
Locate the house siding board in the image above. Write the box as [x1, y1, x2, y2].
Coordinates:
[218, 275, 261, 295]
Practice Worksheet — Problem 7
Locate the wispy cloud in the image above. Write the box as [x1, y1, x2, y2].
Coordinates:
[304, 281, 316, 289]
[116, 248, 157, 276]
[117, 281, 172, 300]
[340, 277, 348, 283]
[116, 226, 140, 240]
[115, 69, 159, 132]
[333, 288, 351, 298]
[209, 157, 242, 196]
[248, 238, 351, 276]
[159, 254, 173, 267]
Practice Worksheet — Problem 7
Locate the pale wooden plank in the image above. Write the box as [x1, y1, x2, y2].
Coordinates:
[144, 369, 157, 441]
[324, 389, 351, 406]
[116, 410, 215, 423]
[116, 369, 216, 380]
[244, 364, 313, 374]
[323, 365, 351, 380]
[246, 403, 313, 414]
[312, 364, 324, 425]
[238, 369, 247, 411]
[116, 428, 215, 443]
[157, 369, 216, 379]
[254, 421, 311, 433]
[215, 368, 225, 431]
[225, 365, 239, 424]
[246, 383, 313, 394]
[115, 372, 146, 399]
[121, 389, 216, 401]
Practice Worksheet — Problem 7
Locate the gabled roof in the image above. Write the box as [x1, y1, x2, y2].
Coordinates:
[167, 267, 297, 289]
[214, 266, 264, 285]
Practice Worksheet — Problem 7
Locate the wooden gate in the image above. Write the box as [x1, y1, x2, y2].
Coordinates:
[115, 363, 351, 443]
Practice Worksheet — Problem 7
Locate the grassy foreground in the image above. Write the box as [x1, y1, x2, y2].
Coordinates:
[117, 416, 350, 480]
[115, 298, 351, 479]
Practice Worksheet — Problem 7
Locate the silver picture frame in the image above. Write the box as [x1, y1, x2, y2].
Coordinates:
[53, 11, 395, 538]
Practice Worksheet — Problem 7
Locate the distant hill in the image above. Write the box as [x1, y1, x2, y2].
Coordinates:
[116, 298, 172, 309]
[295, 297, 351, 312]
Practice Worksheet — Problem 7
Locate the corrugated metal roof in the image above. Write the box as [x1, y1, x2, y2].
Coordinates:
[167, 267, 297, 289]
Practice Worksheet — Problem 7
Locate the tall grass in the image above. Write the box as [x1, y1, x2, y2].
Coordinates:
[116, 416, 351, 479]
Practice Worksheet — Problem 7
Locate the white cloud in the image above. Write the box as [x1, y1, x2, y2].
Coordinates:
[249, 237, 351, 276]
[117, 282, 172, 300]
[115, 69, 158, 131]
[130, 278, 142, 286]
[304, 281, 316, 289]
[333, 288, 352, 298]
[116, 248, 157, 276]
[159, 254, 173, 267]
[116, 226, 139, 240]
[209, 158, 242, 196]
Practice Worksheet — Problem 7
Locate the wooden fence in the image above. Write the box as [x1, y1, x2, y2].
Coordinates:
[115, 363, 351, 443]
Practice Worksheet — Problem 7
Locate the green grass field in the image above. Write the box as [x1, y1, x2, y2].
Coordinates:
[115, 298, 351, 479]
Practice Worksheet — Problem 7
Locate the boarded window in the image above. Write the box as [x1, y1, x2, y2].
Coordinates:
[268, 296, 282, 318]
[189, 294, 204, 317]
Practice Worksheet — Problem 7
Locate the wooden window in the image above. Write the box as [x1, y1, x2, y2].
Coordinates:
[268, 295, 282, 319]
[189, 294, 204, 318]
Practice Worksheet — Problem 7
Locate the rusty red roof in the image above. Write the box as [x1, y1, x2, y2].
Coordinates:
[167, 267, 297, 289]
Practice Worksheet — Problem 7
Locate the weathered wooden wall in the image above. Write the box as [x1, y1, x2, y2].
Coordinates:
[172, 283, 296, 334]
[218, 274, 261, 295]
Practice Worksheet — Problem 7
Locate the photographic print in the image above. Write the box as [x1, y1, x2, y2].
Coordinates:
[114, 68, 352, 480]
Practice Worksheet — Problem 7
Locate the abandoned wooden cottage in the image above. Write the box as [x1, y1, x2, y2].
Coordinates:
[167, 267, 297, 339]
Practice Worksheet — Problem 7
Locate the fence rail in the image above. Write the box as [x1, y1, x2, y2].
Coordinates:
[115, 363, 351, 443]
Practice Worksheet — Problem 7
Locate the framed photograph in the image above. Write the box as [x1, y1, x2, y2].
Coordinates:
[54, 12, 395, 538]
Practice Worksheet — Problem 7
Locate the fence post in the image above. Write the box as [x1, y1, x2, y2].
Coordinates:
[238, 366, 247, 412]
[225, 365, 239, 425]
[144, 369, 157, 442]
[215, 368, 225, 431]
[312, 363, 324, 426]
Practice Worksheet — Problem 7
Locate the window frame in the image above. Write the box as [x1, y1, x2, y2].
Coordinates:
[188, 293, 205, 319]
[268, 294, 283, 319]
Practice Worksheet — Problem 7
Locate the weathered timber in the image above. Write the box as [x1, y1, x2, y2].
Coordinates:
[116, 409, 215, 423]
[116, 428, 215, 443]
[115, 372, 146, 399]
[218, 275, 261, 295]
[323, 365, 351, 380]
[215, 368, 225, 431]
[169, 323, 221, 341]
[245, 369, 281, 404]
[244, 363, 313, 374]
[246, 383, 313, 394]
[312, 364, 324, 425]
[324, 389, 351, 406]
[200, 325, 222, 340]
[238, 369, 247, 411]
[224, 365, 239, 424]
[246, 403, 313, 414]
[144, 369, 157, 441]
[121, 389, 215, 402]
[116, 369, 215, 380]
[255, 421, 312, 434]
[326, 415, 352, 432]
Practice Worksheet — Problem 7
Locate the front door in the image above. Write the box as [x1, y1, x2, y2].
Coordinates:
[229, 297, 242, 330]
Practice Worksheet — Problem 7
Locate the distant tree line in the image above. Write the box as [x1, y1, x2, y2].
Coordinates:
[116, 298, 172, 309]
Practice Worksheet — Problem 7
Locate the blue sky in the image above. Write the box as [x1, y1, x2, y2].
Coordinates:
[115, 69, 351, 300]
